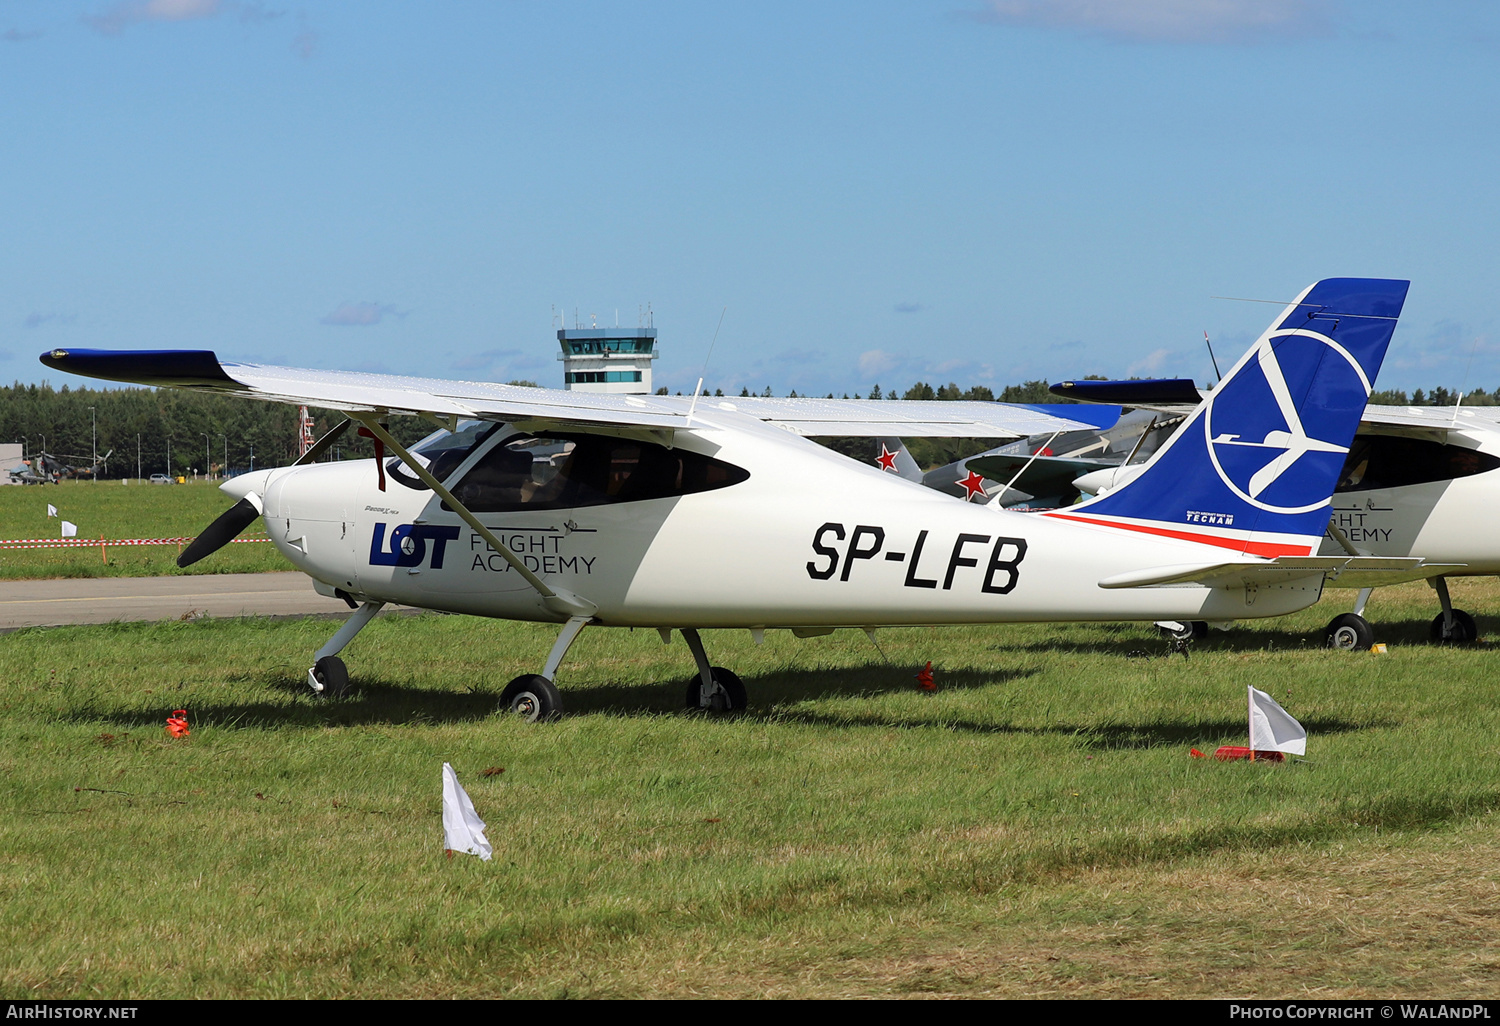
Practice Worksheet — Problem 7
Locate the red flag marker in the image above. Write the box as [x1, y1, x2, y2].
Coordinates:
[915, 662, 936, 691]
[1214, 746, 1284, 763]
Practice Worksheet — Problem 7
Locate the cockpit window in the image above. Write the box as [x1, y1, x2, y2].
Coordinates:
[1336, 435, 1500, 493]
[444, 432, 750, 513]
[388, 420, 502, 490]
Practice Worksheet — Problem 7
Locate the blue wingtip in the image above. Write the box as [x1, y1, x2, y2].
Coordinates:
[39, 349, 236, 387]
[1021, 402, 1123, 430]
[1049, 380, 1203, 406]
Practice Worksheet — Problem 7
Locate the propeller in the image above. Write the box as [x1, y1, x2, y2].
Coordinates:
[177, 494, 264, 568]
[176, 419, 351, 569]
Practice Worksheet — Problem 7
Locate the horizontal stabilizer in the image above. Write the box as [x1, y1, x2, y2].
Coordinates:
[1099, 556, 1465, 591]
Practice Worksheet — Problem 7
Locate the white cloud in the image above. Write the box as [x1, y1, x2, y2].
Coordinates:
[23, 313, 76, 329]
[320, 302, 405, 327]
[976, 0, 1338, 44]
[449, 349, 550, 382]
[290, 12, 315, 58]
[858, 349, 905, 380]
[1127, 347, 1178, 376]
[86, 0, 221, 35]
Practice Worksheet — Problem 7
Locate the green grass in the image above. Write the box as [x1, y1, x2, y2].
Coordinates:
[2, 579, 1499, 998]
[0, 479, 291, 577]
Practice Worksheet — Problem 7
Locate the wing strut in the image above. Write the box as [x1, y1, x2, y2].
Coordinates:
[352, 414, 598, 620]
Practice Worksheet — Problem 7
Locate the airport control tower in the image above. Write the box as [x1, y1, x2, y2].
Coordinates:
[558, 326, 658, 394]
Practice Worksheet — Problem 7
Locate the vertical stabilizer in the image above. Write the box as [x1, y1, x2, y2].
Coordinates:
[1044, 278, 1409, 558]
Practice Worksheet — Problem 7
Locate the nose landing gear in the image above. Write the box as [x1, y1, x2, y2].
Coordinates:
[306, 599, 385, 697]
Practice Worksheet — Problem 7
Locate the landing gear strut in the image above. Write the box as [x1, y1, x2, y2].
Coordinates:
[680, 628, 747, 712]
[1156, 620, 1208, 642]
[1429, 576, 1477, 644]
[307, 599, 385, 696]
[1325, 587, 1374, 651]
[497, 615, 592, 722]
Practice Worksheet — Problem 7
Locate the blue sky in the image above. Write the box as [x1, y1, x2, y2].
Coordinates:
[4, 0, 1499, 397]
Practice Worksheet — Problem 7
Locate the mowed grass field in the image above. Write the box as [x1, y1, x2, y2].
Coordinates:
[2, 577, 1498, 998]
[0, 479, 290, 578]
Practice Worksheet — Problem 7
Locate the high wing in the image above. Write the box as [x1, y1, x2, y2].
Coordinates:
[39, 348, 1113, 439]
[1358, 403, 1500, 439]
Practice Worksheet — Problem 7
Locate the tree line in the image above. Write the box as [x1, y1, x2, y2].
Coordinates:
[0, 382, 433, 479]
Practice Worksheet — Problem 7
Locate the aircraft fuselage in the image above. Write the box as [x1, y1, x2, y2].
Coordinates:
[252, 412, 1323, 629]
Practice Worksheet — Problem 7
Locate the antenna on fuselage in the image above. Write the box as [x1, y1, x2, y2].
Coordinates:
[1453, 335, 1482, 426]
[685, 306, 728, 427]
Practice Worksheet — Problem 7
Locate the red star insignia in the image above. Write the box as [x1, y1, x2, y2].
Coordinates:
[875, 445, 899, 472]
[958, 469, 987, 500]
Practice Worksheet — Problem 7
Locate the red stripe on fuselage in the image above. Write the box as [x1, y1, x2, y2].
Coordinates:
[1040, 512, 1314, 559]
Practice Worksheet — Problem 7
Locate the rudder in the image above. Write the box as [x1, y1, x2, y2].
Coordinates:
[1043, 278, 1409, 558]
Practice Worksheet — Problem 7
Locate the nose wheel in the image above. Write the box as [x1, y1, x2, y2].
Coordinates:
[307, 599, 383, 697]
[309, 655, 350, 697]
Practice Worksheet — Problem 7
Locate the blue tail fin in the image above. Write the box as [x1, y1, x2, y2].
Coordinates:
[1045, 278, 1409, 558]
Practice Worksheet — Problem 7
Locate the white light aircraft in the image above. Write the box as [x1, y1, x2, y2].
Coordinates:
[42, 278, 1436, 719]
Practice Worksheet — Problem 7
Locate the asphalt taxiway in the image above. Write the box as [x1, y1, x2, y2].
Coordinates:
[0, 572, 366, 631]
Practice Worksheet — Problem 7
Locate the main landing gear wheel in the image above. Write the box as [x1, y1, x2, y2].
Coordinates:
[1429, 609, 1477, 645]
[686, 667, 747, 712]
[1158, 621, 1208, 642]
[500, 674, 562, 722]
[311, 655, 350, 698]
[1325, 613, 1374, 651]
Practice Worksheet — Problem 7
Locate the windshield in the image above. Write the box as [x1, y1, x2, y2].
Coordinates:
[388, 420, 502, 489]
[443, 431, 750, 513]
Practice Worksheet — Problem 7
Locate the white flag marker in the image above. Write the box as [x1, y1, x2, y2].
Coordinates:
[46, 504, 57, 518]
[60, 520, 77, 538]
[1248, 686, 1306, 756]
[441, 763, 492, 860]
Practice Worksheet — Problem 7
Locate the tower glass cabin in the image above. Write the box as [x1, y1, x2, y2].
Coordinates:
[558, 328, 658, 394]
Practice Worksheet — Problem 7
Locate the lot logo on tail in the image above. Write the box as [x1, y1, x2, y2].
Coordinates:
[1204, 328, 1369, 515]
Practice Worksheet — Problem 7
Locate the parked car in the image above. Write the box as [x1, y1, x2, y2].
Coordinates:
[149, 473, 172, 484]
